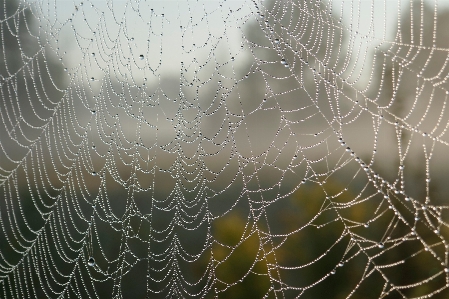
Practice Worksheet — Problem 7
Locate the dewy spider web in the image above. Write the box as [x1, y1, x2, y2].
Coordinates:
[1, 0, 449, 298]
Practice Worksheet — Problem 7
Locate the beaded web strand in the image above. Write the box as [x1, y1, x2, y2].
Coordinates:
[1, 0, 449, 298]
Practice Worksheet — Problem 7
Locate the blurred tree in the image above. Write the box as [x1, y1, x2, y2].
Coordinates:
[204, 1, 449, 298]
[0, 0, 67, 165]
[0, 1, 67, 297]
[230, 0, 348, 117]
[368, 0, 449, 232]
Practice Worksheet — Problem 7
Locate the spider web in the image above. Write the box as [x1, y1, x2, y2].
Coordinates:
[1, 0, 449, 298]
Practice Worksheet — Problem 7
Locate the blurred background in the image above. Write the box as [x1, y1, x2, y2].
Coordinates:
[1, 0, 449, 298]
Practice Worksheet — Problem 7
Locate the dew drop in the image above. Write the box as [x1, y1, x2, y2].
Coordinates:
[281, 59, 287, 65]
[274, 39, 280, 44]
[330, 270, 336, 275]
[91, 52, 95, 57]
[91, 77, 95, 81]
[139, 54, 144, 60]
[378, 242, 384, 249]
[88, 257, 95, 267]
